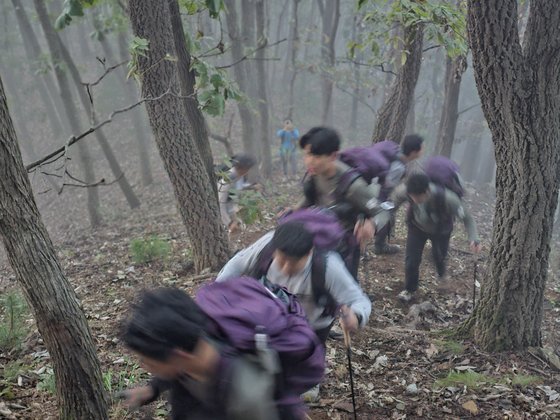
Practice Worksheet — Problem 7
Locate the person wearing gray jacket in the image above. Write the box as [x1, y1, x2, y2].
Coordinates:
[216, 222, 372, 344]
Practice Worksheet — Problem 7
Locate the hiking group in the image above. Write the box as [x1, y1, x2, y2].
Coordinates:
[117, 126, 481, 419]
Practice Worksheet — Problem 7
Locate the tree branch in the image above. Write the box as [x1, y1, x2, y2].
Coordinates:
[83, 60, 129, 88]
[26, 89, 185, 172]
[216, 38, 287, 69]
[457, 102, 481, 116]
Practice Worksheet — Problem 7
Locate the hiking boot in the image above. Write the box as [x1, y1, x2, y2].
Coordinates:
[301, 384, 320, 403]
[374, 243, 400, 255]
[398, 290, 414, 303]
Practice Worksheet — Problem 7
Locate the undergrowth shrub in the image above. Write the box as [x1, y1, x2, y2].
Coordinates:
[130, 236, 171, 264]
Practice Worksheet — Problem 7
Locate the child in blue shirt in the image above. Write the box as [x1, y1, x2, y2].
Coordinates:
[276, 120, 300, 177]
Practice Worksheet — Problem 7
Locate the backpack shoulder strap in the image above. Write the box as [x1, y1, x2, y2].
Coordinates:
[334, 169, 362, 202]
[310, 251, 338, 317]
[249, 242, 276, 280]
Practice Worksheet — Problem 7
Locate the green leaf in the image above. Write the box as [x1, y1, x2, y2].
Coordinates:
[205, 0, 223, 18]
[199, 90, 225, 116]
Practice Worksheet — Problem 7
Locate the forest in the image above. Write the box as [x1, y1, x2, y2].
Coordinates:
[0, 0, 559, 419]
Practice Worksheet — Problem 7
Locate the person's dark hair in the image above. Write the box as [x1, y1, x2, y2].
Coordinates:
[402, 134, 424, 157]
[406, 173, 430, 195]
[299, 127, 340, 155]
[272, 222, 314, 258]
[122, 288, 207, 361]
[231, 154, 256, 170]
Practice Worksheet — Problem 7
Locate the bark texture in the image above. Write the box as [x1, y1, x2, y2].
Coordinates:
[372, 23, 424, 144]
[167, 0, 216, 192]
[128, 0, 229, 271]
[435, 55, 467, 157]
[0, 75, 108, 420]
[467, 0, 560, 350]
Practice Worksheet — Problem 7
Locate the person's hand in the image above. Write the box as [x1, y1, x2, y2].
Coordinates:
[354, 218, 375, 250]
[470, 241, 481, 253]
[228, 220, 241, 234]
[339, 305, 359, 334]
[113, 386, 154, 410]
[276, 207, 293, 218]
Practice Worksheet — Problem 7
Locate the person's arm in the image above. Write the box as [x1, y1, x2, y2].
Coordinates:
[324, 253, 372, 329]
[389, 183, 409, 210]
[276, 129, 284, 137]
[216, 231, 275, 281]
[384, 160, 406, 190]
[344, 177, 390, 229]
[446, 191, 479, 243]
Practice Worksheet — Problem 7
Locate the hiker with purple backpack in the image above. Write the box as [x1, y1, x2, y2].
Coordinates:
[116, 283, 324, 420]
[338, 135, 425, 255]
[216, 220, 371, 343]
[391, 163, 481, 303]
[294, 127, 392, 278]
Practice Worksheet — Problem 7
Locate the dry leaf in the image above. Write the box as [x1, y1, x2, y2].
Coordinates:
[462, 400, 479, 415]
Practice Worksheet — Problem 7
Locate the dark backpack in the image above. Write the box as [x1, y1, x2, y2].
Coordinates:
[424, 156, 465, 199]
[250, 208, 355, 317]
[338, 140, 400, 184]
[196, 277, 325, 397]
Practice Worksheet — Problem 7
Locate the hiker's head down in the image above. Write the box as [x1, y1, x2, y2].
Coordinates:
[122, 288, 214, 380]
[300, 127, 340, 176]
[402, 134, 424, 161]
[406, 173, 431, 204]
[272, 222, 313, 276]
[231, 153, 256, 177]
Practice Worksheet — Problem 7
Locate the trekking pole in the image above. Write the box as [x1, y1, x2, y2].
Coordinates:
[341, 321, 358, 420]
[472, 259, 478, 308]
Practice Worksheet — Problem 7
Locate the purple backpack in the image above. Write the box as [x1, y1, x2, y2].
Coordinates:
[338, 140, 400, 184]
[196, 277, 325, 395]
[424, 156, 465, 198]
[280, 208, 347, 250]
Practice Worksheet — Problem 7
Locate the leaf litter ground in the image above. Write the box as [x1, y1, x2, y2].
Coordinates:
[1, 175, 560, 419]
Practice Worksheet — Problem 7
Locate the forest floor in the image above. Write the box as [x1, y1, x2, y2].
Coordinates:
[1, 167, 560, 420]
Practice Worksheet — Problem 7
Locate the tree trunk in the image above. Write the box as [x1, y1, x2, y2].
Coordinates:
[54, 29, 141, 210]
[405, 97, 415, 135]
[349, 14, 361, 137]
[372, 23, 423, 144]
[34, 0, 102, 227]
[255, 0, 273, 178]
[11, 0, 66, 138]
[465, 0, 560, 351]
[318, 0, 340, 125]
[285, 0, 301, 121]
[224, 0, 260, 162]
[435, 55, 467, 157]
[476, 140, 496, 185]
[0, 74, 108, 420]
[459, 136, 481, 182]
[128, 0, 230, 272]
[116, 31, 154, 187]
[167, 0, 217, 194]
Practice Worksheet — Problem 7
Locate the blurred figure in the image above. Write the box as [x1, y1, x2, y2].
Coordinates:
[276, 119, 300, 177]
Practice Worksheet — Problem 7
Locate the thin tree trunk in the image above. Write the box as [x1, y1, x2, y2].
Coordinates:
[463, 0, 560, 350]
[255, 0, 272, 177]
[435, 55, 467, 157]
[167, 0, 216, 194]
[372, 23, 424, 144]
[116, 31, 153, 186]
[224, 0, 260, 162]
[349, 14, 361, 137]
[286, 0, 301, 120]
[318, 0, 340, 125]
[34, 0, 102, 227]
[128, 0, 230, 272]
[0, 74, 108, 420]
[269, 0, 290, 90]
[55, 32, 141, 209]
[11, 0, 66, 138]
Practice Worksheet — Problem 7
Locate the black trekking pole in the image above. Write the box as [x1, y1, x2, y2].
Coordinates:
[341, 322, 358, 420]
[472, 260, 477, 308]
